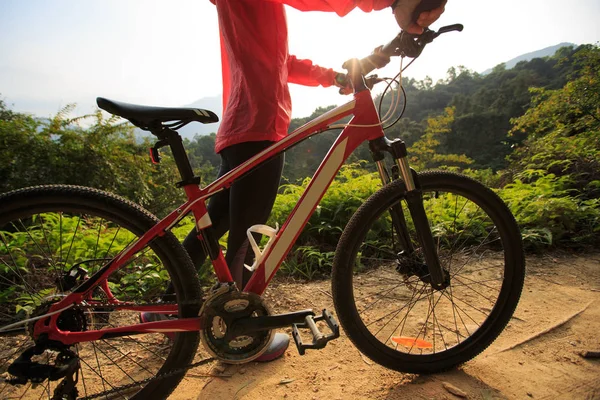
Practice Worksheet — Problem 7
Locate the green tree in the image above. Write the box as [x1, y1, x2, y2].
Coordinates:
[408, 107, 473, 170]
[507, 45, 600, 199]
[0, 102, 185, 216]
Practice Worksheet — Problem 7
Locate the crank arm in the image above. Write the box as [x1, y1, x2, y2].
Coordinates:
[228, 309, 315, 335]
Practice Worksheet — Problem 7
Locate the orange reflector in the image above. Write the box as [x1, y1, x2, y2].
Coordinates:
[392, 336, 433, 349]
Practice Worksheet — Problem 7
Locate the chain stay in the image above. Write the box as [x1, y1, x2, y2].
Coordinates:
[30, 289, 225, 398]
[53, 298, 206, 399]
[73, 299, 202, 310]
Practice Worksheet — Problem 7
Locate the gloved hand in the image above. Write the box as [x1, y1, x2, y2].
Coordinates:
[334, 73, 353, 95]
[392, 0, 447, 34]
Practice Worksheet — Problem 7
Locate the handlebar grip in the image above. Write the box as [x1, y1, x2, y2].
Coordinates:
[411, 0, 445, 23]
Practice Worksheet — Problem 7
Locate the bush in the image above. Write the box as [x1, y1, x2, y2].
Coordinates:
[500, 173, 600, 249]
[269, 164, 381, 279]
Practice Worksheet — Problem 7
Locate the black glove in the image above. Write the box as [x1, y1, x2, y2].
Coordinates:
[334, 73, 353, 95]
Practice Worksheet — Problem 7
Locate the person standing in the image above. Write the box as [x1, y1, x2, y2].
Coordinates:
[144, 0, 447, 363]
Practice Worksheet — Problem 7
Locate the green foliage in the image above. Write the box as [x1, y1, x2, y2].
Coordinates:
[0, 102, 185, 216]
[507, 45, 600, 200]
[270, 164, 381, 278]
[0, 213, 170, 306]
[461, 168, 503, 189]
[375, 45, 584, 171]
[408, 107, 474, 170]
[184, 133, 219, 181]
[281, 246, 335, 280]
[500, 174, 600, 249]
[2, 42, 599, 284]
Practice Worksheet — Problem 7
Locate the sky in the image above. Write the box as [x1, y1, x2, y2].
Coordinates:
[1, 0, 599, 120]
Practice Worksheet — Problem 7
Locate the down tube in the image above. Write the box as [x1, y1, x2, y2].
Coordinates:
[244, 123, 382, 294]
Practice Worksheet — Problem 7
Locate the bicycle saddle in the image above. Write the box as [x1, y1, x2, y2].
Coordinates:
[96, 97, 219, 129]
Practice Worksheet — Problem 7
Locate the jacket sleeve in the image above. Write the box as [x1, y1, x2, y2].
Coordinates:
[287, 56, 337, 87]
[261, 0, 394, 16]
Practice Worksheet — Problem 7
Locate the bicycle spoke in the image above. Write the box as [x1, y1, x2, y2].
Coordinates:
[441, 290, 487, 325]
[104, 319, 170, 362]
[94, 344, 139, 385]
[367, 280, 427, 331]
[451, 275, 502, 293]
[448, 206, 484, 254]
[91, 342, 109, 395]
[103, 227, 121, 260]
[448, 282, 463, 344]
[0, 232, 42, 302]
[376, 282, 429, 340]
[358, 282, 404, 313]
[387, 284, 431, 350]
[79, 351, 128, 399]
[17, 382, 32, 400]
[101, 339, 155, 377]
[15, 219, 56, 283]
[93, 219, 104, 260]
[360, 241, 398, 258]
[460, 263, 504, 275]
[75, 345, 89, 399]
[407, 286, 444, 354]
[38, 215, 58, 268]
[452, 276, 498, 305]
[451, 228, 499, 278]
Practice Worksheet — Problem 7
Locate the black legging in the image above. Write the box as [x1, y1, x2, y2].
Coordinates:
[182, 140, 284, 289]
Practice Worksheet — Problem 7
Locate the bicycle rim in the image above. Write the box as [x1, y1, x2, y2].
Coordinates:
[332, 171, 524, 373]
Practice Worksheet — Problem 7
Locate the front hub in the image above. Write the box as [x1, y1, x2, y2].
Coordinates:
[396, 251, 450, 290]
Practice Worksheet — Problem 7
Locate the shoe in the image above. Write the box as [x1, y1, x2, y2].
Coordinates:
[255, 332, 289, 362]
[139, 312, 175, 341]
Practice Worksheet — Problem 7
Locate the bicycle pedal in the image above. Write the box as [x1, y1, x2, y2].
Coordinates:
[291, 309, 340, 355]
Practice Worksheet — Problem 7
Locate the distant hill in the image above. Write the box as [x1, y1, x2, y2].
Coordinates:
[482, 42, 575, 74]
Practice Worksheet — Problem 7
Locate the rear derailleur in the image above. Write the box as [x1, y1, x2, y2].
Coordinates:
[7, 342, 80, 400]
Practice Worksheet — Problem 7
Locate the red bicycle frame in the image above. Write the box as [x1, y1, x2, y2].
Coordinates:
[37, 89, 386, 344]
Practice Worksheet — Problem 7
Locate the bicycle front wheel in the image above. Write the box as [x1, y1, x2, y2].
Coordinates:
[332, 171, 525, 373]
[0, 185, 202, 399]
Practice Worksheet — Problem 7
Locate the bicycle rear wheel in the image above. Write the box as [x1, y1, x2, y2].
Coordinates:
[0, 185, 202, 399]
[332, 171, 525, 373]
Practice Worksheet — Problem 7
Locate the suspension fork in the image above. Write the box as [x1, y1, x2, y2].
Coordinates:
[370, 138, 448, 290]
[374, 155, 414, 254]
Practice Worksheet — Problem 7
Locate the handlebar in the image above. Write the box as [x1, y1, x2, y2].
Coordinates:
[342, 24, 463, 89]
[381, 23, 463, 58]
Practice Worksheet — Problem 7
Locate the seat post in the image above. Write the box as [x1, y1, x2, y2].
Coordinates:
[161, 128, 198, 186]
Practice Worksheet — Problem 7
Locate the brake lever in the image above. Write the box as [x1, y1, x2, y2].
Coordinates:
[365, 74, 383, 90]
[437, 24, 464, 35]
[387, 23, 464, 58]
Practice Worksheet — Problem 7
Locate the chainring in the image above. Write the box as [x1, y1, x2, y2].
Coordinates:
[199, 290, 274, 364]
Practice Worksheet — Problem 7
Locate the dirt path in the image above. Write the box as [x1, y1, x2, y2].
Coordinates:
[173, 253, 600, 400]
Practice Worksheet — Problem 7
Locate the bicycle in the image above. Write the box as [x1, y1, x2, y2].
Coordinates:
[0, 24, 525, 399]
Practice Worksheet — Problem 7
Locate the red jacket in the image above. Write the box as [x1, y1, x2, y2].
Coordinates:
[211, 0, 393, 153]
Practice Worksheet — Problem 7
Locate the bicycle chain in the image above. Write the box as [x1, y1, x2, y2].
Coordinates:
[73, 298, 202, 310]
[73, 298, 215, 400]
